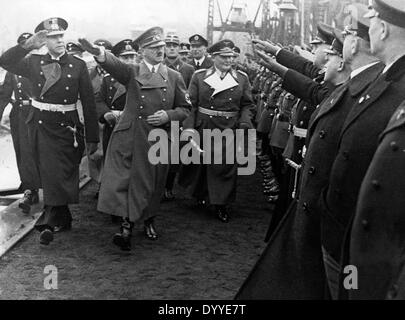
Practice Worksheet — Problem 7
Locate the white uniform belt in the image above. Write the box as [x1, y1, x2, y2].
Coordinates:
[111, 110, 123, 117]
[32, 100, 77, 112]
[198, 107, 238, 118]
[293, 126, 307, 138]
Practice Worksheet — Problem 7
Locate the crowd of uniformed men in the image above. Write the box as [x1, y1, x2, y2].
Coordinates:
[1, 0, 405, 300]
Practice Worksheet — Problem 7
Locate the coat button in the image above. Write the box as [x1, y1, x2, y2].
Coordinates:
[163, 98, 166, 102]
[211, 106, 214, 109]
[319, 130, 326, 139]
[302, 202, 308, 211]
[67, 74, 72, 78]
[38, 120, 42, 124]
[38, 83, 42, 87]
[371, 180, 380, 190]
[141, 96, 145, 99]
[387, 285, 398, 300]
[163, 88, 167, 92]
[299, 121, 304, 126]
[140, 106, 143, 109]
[69, 64, 73, 68]
[64, 99, 67, 103]
[361, 219, 369, 230]
[40, 71, 43, 75]
[209, 115, 213, 118]
[229, 98, 232, 101]
[111, 78, 114, 81]
[65, 86, 69, 90]
[308, 167, 316, 175]
[303, 106, 307, 111]
[138, 116, 142, 119]
[390, 141, 399, 151]
[109, 87, 113, 90]
[18, 75, 22, 79]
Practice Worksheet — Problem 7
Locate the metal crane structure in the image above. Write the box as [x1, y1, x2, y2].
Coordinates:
[206, 0, 273, 45]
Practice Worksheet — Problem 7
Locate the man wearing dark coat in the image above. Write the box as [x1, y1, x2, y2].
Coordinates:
[178, 39, 254, 223]
[0, 18, 99, 245]
[96, 39, 138, 157]
[236, 5, 384, 299]
[79, 27, 191, 251]
[341, 0, 405, 300]
[0, 33, 41, 214]
[188, 34, 214, 70]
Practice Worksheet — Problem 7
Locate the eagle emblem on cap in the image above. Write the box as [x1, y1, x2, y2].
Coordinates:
[50, 18, 59, 31]
[194, 35, 199, 41]
[125, 44, 132, 51]
[153, 35, 161, 41]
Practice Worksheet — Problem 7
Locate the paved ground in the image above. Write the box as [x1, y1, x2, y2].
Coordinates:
[0, 172, 271, 300]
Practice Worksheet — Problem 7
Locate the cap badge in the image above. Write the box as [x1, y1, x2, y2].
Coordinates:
[194, 35, 199, 41]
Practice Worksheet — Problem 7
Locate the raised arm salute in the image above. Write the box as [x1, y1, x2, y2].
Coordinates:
[0, 18, 99, 246]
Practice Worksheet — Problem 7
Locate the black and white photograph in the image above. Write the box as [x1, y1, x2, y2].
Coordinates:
[0, 0, 404, 307]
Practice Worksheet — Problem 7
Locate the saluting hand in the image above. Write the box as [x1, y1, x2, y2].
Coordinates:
[252, 39, 281, 56]
[21, 30, 47, 51]
[147, 110, 169, 127]
[78, 38, 101, 56]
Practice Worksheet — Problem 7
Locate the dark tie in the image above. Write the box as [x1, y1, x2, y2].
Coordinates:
[196, 62, 200, 69]
[152, 66, 156, 73]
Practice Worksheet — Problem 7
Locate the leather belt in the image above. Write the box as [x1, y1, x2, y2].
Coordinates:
[293, 126, 307, 138]
[32, 100, 77, 112]
[198, 107, 238, 118]
[20, 99, 31, 106]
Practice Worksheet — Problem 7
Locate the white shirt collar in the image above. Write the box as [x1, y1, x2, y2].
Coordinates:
[143, 60, 161, 72]
[350, 62, 379, 79]
[194, 56, 205, 65]
[49, 51, 65, 61]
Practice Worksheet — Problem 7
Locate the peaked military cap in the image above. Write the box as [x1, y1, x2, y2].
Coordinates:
[35, 17, 68, 36]
[324, 29, 344, 57]
[17, 32, 33, 45]
[135, 27, 165, 48]
[189, 34, 208, 47]
[94, 39, 113, 51]
[66, 42, 84, 55]
[343, 3, 371, 41]
[165, 33, 180, 45]
[208, 39, 235, 56]
[112, 39, 138, 57]
[310, 23, 335, 45]
[179, 42, 190, 53]
[364, 0, 405, 29]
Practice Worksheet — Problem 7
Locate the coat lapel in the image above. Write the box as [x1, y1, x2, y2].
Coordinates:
[135, 62, 168, 89]
[380, 104, 405, 140]
[112, 83, 126, 103]
[309, 83, 348, 134]
[340, 75, 390, 137]
[40, 62, 62, 98]
[203, 67, 238, 96]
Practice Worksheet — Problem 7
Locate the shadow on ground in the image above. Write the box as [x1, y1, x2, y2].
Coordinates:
[0, 172, 271, 299]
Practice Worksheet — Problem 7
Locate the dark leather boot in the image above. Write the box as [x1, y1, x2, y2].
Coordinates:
[113, 219, 133, 251]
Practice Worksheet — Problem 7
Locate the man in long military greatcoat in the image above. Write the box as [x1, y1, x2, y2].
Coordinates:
[0, 18, 99, 245]
[178, 39, 254, 223]
[79, 27, 191, 251]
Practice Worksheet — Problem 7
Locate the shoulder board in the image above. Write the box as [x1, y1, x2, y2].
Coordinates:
[194, 68, 207, 74]
[237, 70, 248, 78]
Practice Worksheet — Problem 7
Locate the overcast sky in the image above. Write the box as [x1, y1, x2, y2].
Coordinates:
[0, 0, 269, 50]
